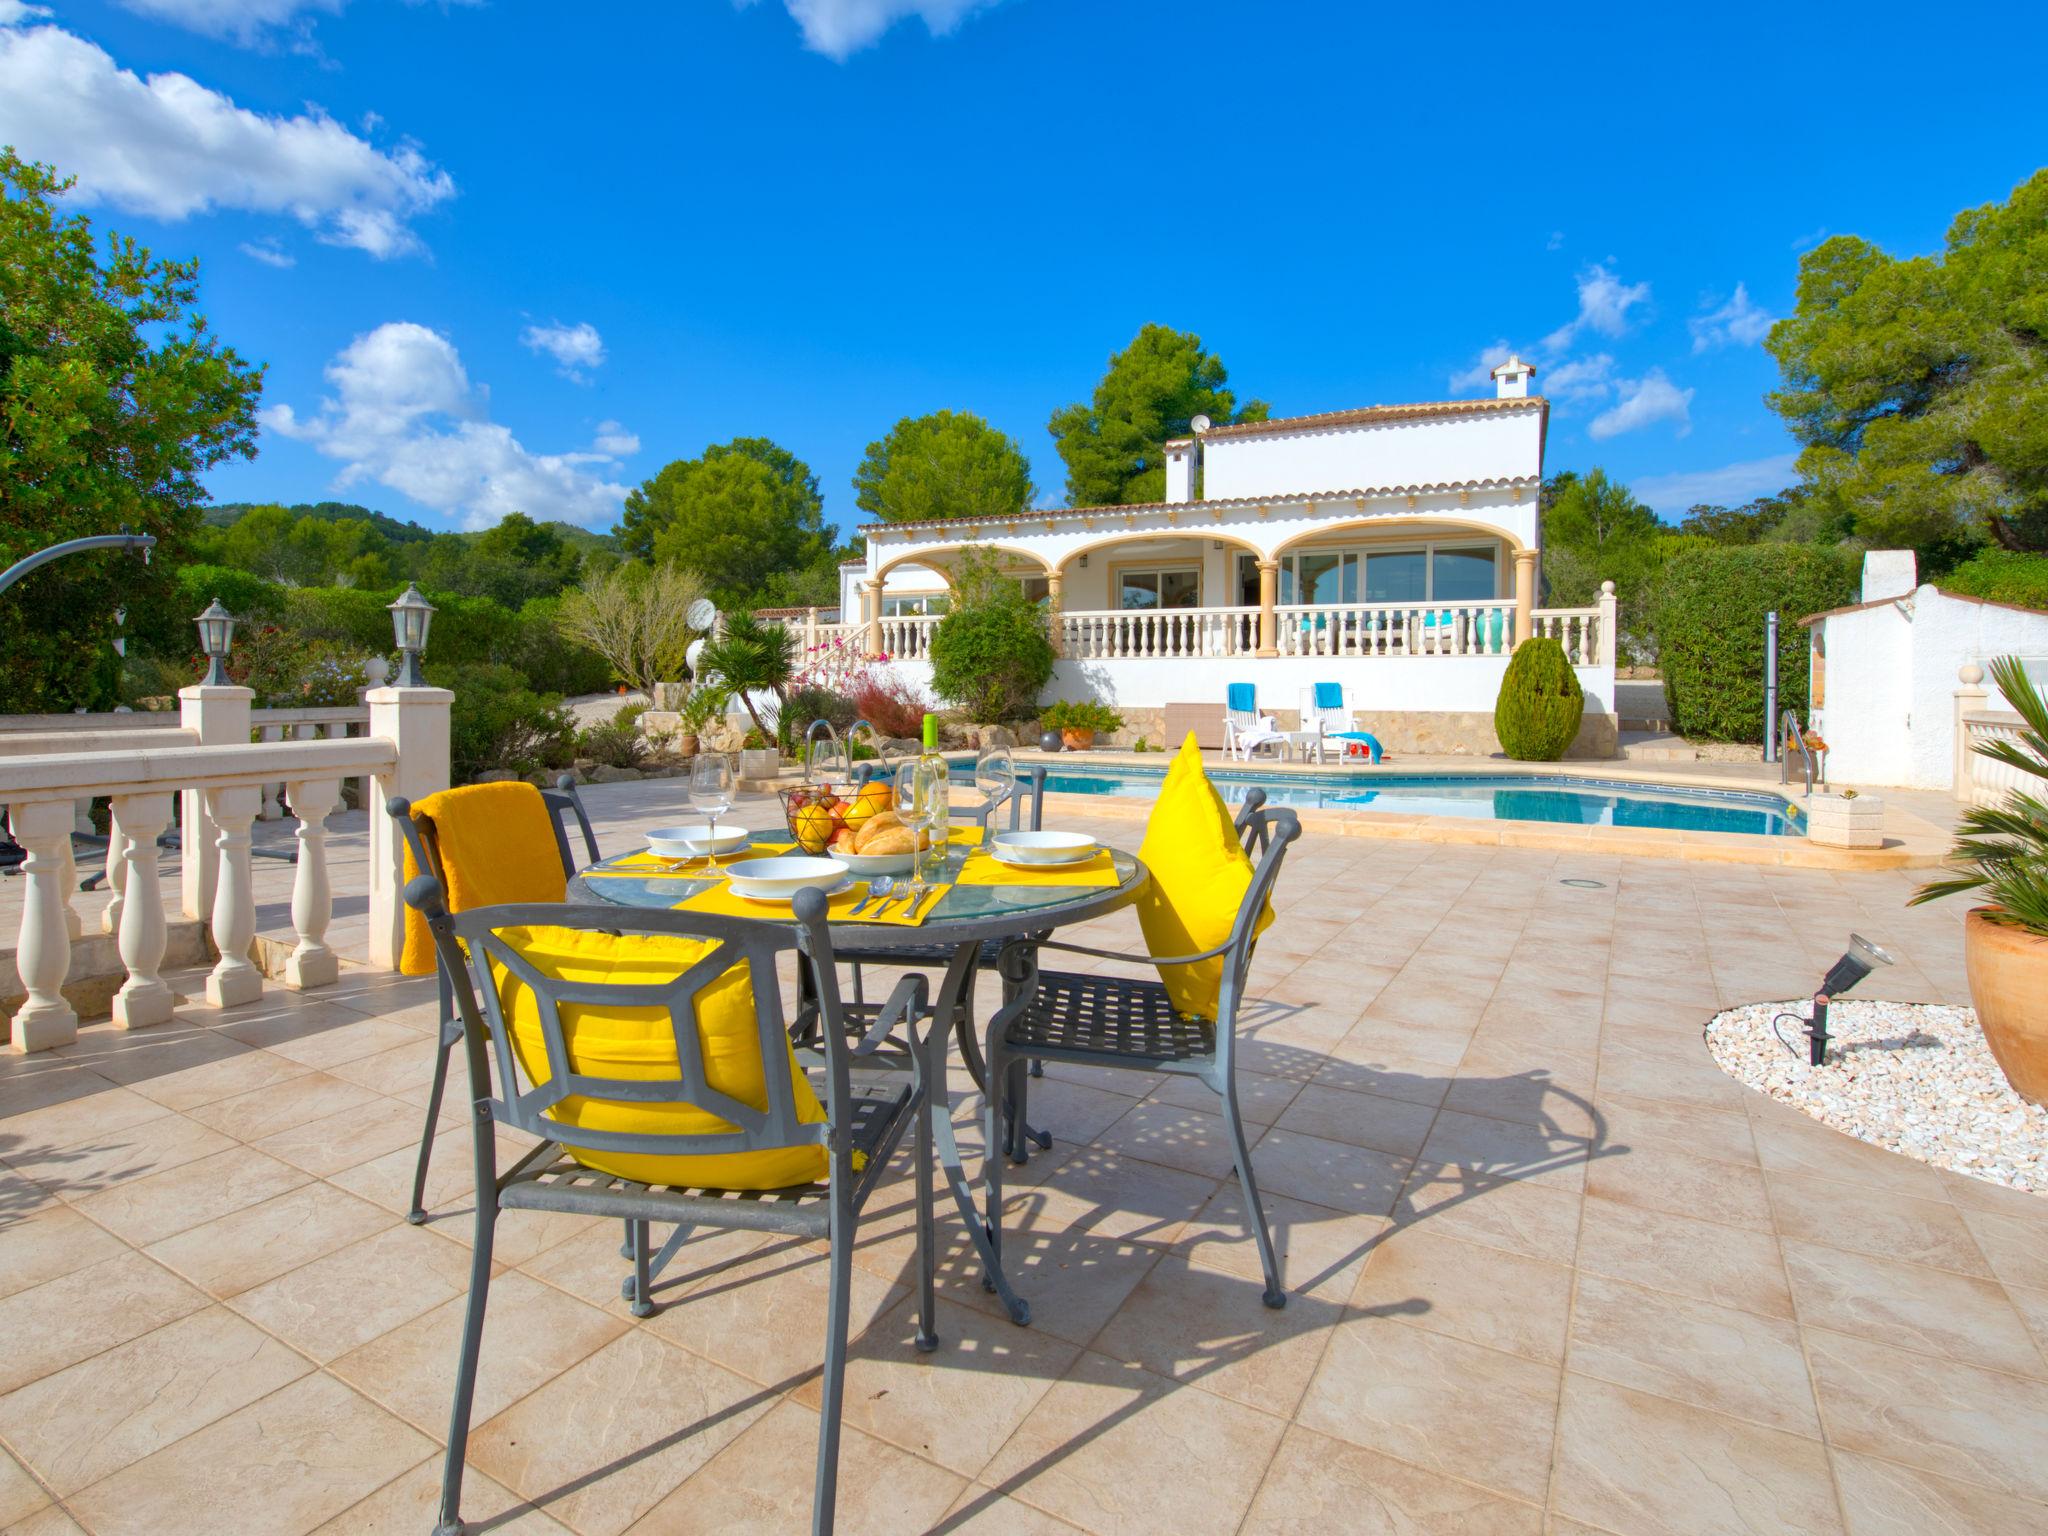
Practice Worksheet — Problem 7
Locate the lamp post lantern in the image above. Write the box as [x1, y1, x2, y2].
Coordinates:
[194, 598, 236, 686]
[387, 584, 436, 687]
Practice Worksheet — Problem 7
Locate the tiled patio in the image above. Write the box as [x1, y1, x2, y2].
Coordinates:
[2, 781, 2044, 1535]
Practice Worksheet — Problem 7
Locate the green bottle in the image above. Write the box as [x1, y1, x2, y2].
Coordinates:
[914, 714, 950, 879]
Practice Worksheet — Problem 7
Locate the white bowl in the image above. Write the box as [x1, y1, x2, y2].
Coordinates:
[647, 825, 748, 859]
[989, 830, 1097, 866]
[835, 848, 916, 877]
[725, 855, 849, 901]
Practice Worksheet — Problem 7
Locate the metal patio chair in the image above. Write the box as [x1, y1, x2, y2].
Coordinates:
[388, 773, 601, 1225]
[406, 878, 940, 1536]
[981, 801, 1301, 1308]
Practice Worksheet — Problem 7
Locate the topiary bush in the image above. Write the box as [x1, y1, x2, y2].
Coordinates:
[1654, 544, 1855, 742]
[1494, 637, 1585, 760]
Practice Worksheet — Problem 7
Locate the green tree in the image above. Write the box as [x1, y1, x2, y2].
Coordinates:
[929, 548, 1055, 721]
[1539, 468, 1664, 606]
[853, 409, 1035, 524]
[641, 440, 835, 608]
[0, 152, 263, 711]
[1048, 325, 1268, 506]
[1767, 169, 2048, 558]
[1676, 487, 1811, 546]
[620, 436, 823, 561]
[693, 611, 796, 742]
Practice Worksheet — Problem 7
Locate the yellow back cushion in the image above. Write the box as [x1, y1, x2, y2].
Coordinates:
[1136, 735, 1274, 1019]
[490, 925, 827, 1191]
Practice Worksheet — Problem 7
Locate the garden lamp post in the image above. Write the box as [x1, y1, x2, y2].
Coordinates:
[194, 597, 237, 686]
[1805, 933, 1895, 1065]
[388, 583, 436, 687]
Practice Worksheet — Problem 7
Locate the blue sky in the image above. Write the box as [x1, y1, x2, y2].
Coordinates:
[5, 1, 2044, 537]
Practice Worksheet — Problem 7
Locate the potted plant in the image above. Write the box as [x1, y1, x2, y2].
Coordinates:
[1910, 656, 2048, 1105]
[674, 683, 726, 758]
[1041, 699, 1123, 752]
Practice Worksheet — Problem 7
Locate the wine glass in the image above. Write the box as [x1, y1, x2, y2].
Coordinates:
[689, 754, 732, 866]
[975, 747, 1017, 832]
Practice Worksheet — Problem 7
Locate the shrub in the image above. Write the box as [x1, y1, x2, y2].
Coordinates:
[1654, 544, 1855, 742]
[427, 661, 576, 783]
[577, 702, 649, 769]
[777, 683, 859, 753]
[928, 550, 1053, 721]
[512, 595, 613, 695]
[223, 623, 372, 706]
[1937, 550, 2048, 612]
[845, 669, 930, 739]
[1493, 638, 1585, 760]
[552, 563, 708, 693]
[1041, 699, 1123, 734]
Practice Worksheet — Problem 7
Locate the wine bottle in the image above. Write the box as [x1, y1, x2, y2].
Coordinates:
[914, 713, 950, 882]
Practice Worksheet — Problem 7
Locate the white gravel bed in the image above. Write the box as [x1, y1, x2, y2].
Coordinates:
[1705, 999, 2048, 1195]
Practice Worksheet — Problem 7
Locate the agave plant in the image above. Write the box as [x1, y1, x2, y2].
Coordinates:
[1911, 656, 2048, 934]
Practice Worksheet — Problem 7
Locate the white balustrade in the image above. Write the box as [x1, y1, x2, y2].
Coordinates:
[1059, 607, 1260, 660]
[1958, 711, 2029, 808]
[204, 785, 263, 1008]
[875, 615, 938, 661]
[283, 776, 339, 989]
[109, 791, 175, 1029]
[1531, 608, 1599, 664]
[100, 805, 127, 937]
[7, 800, 78, 1052]
[1273, 600, 1519, 659]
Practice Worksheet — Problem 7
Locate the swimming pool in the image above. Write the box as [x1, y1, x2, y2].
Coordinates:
[1023, 764, 1807, 838]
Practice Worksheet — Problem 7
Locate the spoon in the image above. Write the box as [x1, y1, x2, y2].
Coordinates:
[849, 876, 894, 916]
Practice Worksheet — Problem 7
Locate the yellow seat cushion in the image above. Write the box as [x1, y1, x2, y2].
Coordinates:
[400, 782, 567, 976]
[491, 925, 828, 1191]
[1135, 735, 1274, 1020]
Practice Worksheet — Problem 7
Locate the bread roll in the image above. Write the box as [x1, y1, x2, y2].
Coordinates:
[858, 824, 916, 856]
[852, 810, 902, 852]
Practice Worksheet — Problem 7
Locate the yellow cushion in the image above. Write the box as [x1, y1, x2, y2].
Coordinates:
[401, 782, 567, 976]
[491, 925, 828, 1190]
[1135, 735, 1274, 1019]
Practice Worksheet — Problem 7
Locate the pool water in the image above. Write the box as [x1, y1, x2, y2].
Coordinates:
[1022, 764, 1807, 838]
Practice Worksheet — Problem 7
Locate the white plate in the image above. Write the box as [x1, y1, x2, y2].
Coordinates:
[988, 830, 1097, 866]
[730, 873, 857, 905]
[724, 855, 849, 901]
[648, 824, 748, 858]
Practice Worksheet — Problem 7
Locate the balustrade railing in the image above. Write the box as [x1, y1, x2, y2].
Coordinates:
[1272, 600, 1518, 658]
[1957, 711, 2028, 808]
[1530, 607, 1602, 665]
[876, 614, 938, 661]
[1059, 606, 1261, 659]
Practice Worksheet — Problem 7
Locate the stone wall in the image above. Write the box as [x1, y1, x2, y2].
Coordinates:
[1099, 708, 1618, 759]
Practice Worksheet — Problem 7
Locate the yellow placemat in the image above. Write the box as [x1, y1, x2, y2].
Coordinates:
[955, 850, 1119, 888]
[672, 880, 952, 926]
[597, 843, 795, 877]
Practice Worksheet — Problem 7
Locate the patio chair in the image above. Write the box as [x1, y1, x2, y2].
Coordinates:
[388, 774, 601, 1226]
[404, 880, 940, 1536]
[1304, 683, 1383, 764]
[981, 794, 1301, 1308]
[1222, 683, 1285, 761]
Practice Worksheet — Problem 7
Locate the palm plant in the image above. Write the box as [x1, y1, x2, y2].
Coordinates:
[1912, 656, 2048, 933]
[693, 613, 795, 745]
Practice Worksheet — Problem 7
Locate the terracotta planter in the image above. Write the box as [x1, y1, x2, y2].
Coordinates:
[675, 733, 698, 757]
[1060, 728, 1096, 751]
[1964, 908, 2048, 1106]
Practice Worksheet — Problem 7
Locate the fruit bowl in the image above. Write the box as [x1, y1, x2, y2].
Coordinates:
[778, 781, 896, 856]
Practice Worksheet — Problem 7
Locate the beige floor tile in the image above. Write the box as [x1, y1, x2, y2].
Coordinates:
[787, 1292, 1078, 1477]
[117, 1046, 313, 1114]
[251, 1096, 440, 1178]
[1747, 1107, 1950, 1198]
[67, 1373, 432, 1536]
[1782, 1239, 2045, 1377]
[1766, 1172, 1992, 1277]
[1239, 1424, 1543, 1535]
[1295, 1316, 1558, 1502]
[1415, 1106, 1588, 1194]
[1014, 1075, 1146, 1142]
[1089, 1252, 1342, 1416]
[326, 1125, 483, 1218]
[0, 1207, 125, 1302]
[0, 1250, 208, 1395]
[982, 1349, 1286, 1536]
[1566, 1273, 1820, 1436]
[1831, 1449, 2048, 1536]
[0, 1084, 169, 1158]
[0, 1306, 309, 1494]
[334, 1268, 628, 1437]
[216, 1005, 422, 1071]
[143, 1181, 393, 1298]
[1352, 1227, 1572, 1364]
[229, 1224, 476, 1363]
[0, 1446, 50, 1527]
[631, 1398, 965, 1535]
[1014, 1142, 1220, 1247]
[1, 1505, 85, 1534]
[1239, 1128, 1410, 1218]
[938, 1483, 1091, 1533]
[1552, 1373, 1842, 1535]
[1146, 1067, 1300, 1129]
[73, 1144, 310, 1246]
[1395, 1166, 1583, 1265]
[1804, 1327, 2048, 1502]
[1177, 1184, 1387, 1301]
[184, 1071, 385, 1144]
[1270, 1082, 1437, 1157]
[1, 1111, 236, 1200]
[312, 1457, 571, 1534]
[1584, 1140, 1775, 1233]
[1958, 1207, 2048, 1292]
[1088, 1099, 1250, 1183]
[465, 1329, 774, 1536]
[1591, 1092, 1758, 1166]
[1309, 1044, 1455, 1107]
[519, 1216, 771, 1315]
[1575, 1197, 1794, 1319]
[326, 1038, 443, 1099]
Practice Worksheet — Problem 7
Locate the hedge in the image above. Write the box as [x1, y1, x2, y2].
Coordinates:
[1493, 637, 1584, 760]
[1936, 550, 2048, 612]
[1654, 544, 1855, 743]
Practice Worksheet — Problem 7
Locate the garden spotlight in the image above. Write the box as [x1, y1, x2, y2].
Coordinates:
[1803, 933, 1895, 1066]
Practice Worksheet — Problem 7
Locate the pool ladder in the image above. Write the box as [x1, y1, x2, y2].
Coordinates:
[1780, 710, 1817, 795]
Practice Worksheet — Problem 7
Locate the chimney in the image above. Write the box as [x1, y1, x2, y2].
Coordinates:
[1164, 438, 1196, 503]
[1860, 550, 1917, 604]
[1491, 355, 1535, 399]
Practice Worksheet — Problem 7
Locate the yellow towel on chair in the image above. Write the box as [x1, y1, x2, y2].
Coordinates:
[399, 781, 568, 975]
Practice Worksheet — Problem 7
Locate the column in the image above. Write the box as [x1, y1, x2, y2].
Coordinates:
[282, 777, 340, 989]
[100, 804, 128, 936]
[863, 581, 883, 658]
[109, 791, 176, 1030]
[366, 683, 454, 970]
[1046, 571, 1064, 659]
[7, 800, 77, 1052]
[1596, 579, 1618, 670]
[179, 683, 252, 920]
[1512, 548, 1538, 652]
[1255, 559, 1279, 659]
[1954, 663, 1989, 802]
[204, 785, 262, 1009]
[55, 821, 81, 942]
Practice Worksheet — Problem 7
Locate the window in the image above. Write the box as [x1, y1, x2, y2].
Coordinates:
[882, 594, 948, 616]
[1020, 576, 1050, 605]
[1363, 550, 1426, 602]
[1430, 547, 1498, 601]
[1118, 566, 1200, 610]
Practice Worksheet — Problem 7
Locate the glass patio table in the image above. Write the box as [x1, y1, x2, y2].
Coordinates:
[570, 833, 1149, 1326]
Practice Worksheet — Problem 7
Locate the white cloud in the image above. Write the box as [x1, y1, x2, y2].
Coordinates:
[592, 420, 640, 456]
[1587, 369, 1694, 441]
[739, 0, 1003, 60]
[0, 17, 453, 257]
[1448, 339, 1512, 394]
[1541, 262, 1652, 352]
[239, 236, 295, 267]
[0, 2, 49, 24]
[520, 320, 606, 381]
[1546, 230, 1564, 251]
[1689, 282, 1773, 352]
[1633, 454, 1800, 517]
[117, 0, 342, 46]
[265, 322, 634, 528]
[1543, 353, 1615, 403]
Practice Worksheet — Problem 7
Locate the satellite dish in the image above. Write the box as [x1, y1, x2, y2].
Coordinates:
[686, 638, 709, 674]
[686, 598, 718, 631]
[1190, 414, 1212, 434]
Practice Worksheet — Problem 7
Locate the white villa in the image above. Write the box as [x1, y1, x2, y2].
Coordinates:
[828, 357, 1619, 755]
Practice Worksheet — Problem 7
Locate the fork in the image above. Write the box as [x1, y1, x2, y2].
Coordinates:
[848, 876, 894, 916]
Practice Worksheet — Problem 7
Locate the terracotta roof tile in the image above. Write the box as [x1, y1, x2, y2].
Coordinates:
[1170, 396, 1548, 444]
